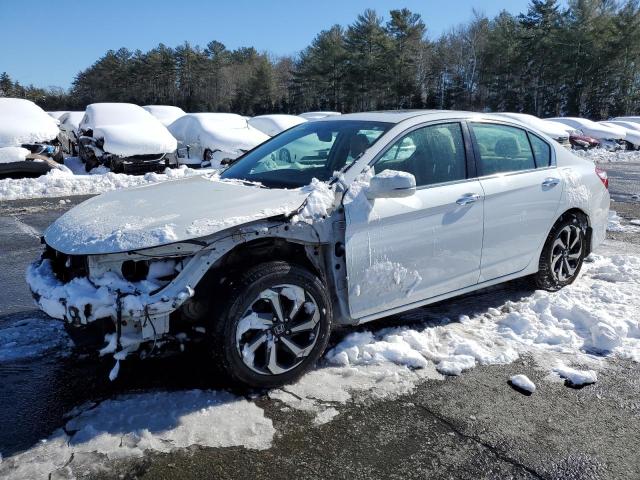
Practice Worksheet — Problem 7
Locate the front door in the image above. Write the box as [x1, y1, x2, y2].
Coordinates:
[345, 122, 485, 319]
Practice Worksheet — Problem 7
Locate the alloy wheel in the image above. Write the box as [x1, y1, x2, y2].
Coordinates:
[235, 284, 321, 375]
[550, 224, 583, 282]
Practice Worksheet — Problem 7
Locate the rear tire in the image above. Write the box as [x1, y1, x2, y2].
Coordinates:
[209, 261, 332, 389]
[533, 213, 587, 291]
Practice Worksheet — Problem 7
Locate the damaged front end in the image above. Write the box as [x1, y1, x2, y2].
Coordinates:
[27, 242, 200, 373]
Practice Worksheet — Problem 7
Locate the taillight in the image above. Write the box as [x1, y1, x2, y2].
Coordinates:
[595, 166, 608, 189]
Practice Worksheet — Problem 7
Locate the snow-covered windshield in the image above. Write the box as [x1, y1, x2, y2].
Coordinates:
[220, 120, 391, 188]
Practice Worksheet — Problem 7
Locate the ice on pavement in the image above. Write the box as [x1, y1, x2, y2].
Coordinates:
[510, 374, 536, 393]
[608, 210, 640, 232]
[0, 158, 212, 201]
[0, 390, 275, 479]
[0, 315, 71, 362]
[553, 365, 598, 386]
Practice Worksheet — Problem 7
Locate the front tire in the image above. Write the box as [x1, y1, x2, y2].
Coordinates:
[533, 214, 587, 291]
[210, 261, 332, 389]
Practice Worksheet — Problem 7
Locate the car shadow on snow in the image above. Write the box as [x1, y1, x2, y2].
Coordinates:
[0, 277, 536, 459]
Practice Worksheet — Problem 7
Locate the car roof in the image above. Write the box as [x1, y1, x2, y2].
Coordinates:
[317, 110, 488, 124]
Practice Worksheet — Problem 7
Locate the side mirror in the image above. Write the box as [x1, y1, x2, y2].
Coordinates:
[366, 170, 416, 199]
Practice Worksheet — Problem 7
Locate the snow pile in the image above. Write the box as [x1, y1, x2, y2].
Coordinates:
[0, 316, 71, 363]
[81, 103, 177, 156]
[0, 163, 207, 201]
[608, 210, 640, 233]
[0, 146, 30, 164]
[293, 178, 335, 223]
[509, 374, 536, 393]
[0, 98, 59, 147]
[553, 365, 597, 386]
[0, 390, 275, 479]
[573, 148, 640, 163]
[142, 105, 186, 127]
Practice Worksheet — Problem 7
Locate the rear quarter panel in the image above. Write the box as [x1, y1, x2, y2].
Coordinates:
[555, 147, 610, 252]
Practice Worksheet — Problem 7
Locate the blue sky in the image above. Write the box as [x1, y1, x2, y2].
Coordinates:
[1, 0, 533, 89]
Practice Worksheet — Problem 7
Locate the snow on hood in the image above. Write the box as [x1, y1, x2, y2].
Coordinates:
[0, 146, 30, 163]
[0, 98, 59, 147]
[44, 175, 309, 254]
[93, 123, 177, 156]
[248, 114, 306, 136]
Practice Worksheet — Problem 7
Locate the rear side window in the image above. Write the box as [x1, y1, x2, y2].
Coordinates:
[528, 133, 551, 167]
[374, 122, 466, 187]
[471, 123, 535, 175]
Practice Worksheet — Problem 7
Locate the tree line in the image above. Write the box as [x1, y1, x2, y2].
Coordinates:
[2, 0, 640, 119]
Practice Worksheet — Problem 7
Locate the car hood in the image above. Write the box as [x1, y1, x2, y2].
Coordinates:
[44, 175, 309, 255]
[93, 123, 177, 157]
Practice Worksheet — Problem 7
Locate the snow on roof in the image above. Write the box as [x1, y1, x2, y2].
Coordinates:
[491, 112, 569, 139]
[0, 98, 60, 147]
[190, 112, 249, 129]
[143, 105, 187, 127]
[299, 111, 342, 120]
[47, 111, 68, 120]
[248, 114, 306, 136]
[81, 103, 177, 156]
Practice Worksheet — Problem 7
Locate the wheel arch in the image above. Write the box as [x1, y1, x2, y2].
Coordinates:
[554, 207, 592, 255]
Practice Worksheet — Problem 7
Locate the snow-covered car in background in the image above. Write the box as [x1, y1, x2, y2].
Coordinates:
[0, 98, 64, 177]
[548, 117, 626, 151]
[28, 111, 609, 388]
[299, 111, 342, 121]
[168, 113, 269, 168]
[47, 111, 68, 122]
[57, 111, 84, 155]
[78, 103, 178, 173]
[142, 105, 186, 127]
[248, 114, 307, 137]
[600, 121, 640, 150]
[491, 112, 571, 148]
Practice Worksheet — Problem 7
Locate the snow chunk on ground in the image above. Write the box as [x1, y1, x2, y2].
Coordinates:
[0, 161, 209, 201]
[509, 374, 536, 393]
[553, 365, 598, 386]
[313, 407, 339, 426]
[0, 389, 275, 479]
[0, 146, 29, 164]
[0, 315, 71, 363]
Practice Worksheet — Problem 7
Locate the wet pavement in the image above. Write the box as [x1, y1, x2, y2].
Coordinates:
[1, 163, 639, 479]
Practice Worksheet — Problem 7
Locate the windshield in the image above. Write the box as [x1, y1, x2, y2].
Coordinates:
[220, 120, 391, 188]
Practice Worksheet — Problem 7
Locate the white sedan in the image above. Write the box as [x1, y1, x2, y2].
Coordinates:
[30, 110, 609, 388]
[168, 113, 269, 168]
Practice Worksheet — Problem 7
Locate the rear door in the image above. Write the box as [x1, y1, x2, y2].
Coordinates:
[469, 122, 563, 281]
[345, 122, 485, 319]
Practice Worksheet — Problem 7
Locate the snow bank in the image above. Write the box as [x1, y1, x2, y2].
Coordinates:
[0, 146, 29, 164]
[510, 374, 536, 393]
[0, 316, 71, 363]
[0, 162, 207, 201]
[0, 389, 274, 479]
[0, 98, 59, 147]
[574, 148, 640, 163]
[608, 210, 640, 233]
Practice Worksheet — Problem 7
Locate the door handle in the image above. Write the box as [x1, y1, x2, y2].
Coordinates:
[456, 193, 481, 206]
[542, 177, 560, 188]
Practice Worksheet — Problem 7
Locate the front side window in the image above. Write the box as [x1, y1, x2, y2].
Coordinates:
[471, 123, 536, 175]
[221, 120, 391, 188]
[374, 122, 467, 187]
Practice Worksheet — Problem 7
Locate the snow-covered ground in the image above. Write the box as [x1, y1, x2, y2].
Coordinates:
[0, 157, 214, 201]
[2, 239, 639, 478]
